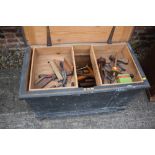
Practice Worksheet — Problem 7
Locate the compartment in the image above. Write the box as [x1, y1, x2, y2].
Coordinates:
[28, 43, 144, 91]
[73, 45, 101, 88]
[93, 43, 143, 85]
[29, 46, 78, 91]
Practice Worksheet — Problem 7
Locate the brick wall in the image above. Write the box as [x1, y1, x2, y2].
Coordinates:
[0, 26, 25, 49]
[130, 26, 155, 63]
[0, 26, 25, 69]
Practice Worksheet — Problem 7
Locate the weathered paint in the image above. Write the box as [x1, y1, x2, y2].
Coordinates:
[19, 42, 150, 117]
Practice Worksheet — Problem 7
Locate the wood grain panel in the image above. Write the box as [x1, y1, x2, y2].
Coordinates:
[23, 26, 134, 45]
[112, 26, 134, 42]
[49, 26, 113, 44]
[23, 26, 47, 45]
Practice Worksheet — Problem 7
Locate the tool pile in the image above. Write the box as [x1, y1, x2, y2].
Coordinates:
[97, 53, 134, 84]
[34, 58, 74, 88]
[76, 65, 96, 88]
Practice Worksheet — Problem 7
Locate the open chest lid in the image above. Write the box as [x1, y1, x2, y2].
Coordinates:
[23, 26, 134, 46]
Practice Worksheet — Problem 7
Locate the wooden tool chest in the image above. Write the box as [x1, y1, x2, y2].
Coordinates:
[19, 26, 150, 118]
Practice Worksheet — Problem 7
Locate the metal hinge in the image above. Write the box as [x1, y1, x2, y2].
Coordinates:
[107, 26, 116, 44]
[47, 26, 52, 46]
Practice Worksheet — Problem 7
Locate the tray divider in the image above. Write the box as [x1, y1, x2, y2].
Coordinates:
[90, 45, 102, 86]
[29, 47, 36, 90]
[71, 46, 78, 87]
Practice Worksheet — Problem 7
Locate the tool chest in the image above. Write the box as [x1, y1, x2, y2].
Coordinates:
[19, 26, 150, 118]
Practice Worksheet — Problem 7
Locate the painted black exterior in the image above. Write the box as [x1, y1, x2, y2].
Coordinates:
[27, 89, 145, 119]
[19, 43, 150, 118]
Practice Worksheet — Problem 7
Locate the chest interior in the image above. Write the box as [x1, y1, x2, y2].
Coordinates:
[23, 26, 143, 91]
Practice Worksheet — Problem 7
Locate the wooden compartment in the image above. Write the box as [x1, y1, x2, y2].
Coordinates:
[93, 43, 143, 85]
[29, 46, 78, 91]
[73, 45, 101, 87]
[28, 43, 144, 91]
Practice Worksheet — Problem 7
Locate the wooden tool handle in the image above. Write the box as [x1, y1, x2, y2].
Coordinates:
[48, 60, 63, 81]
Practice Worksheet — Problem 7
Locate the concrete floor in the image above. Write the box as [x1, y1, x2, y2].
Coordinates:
[0, 69, 155, 129]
